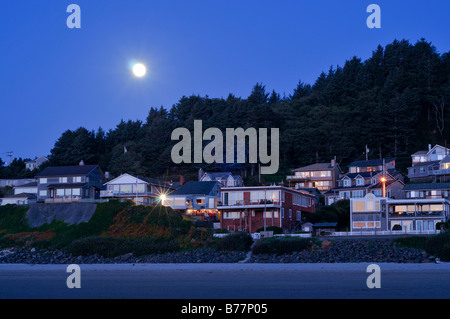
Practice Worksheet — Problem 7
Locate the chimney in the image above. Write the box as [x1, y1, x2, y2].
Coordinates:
[331, 157, 336, 167]
[180, 175, 185, 186]
[429, 144, 432, 151]
[79, 160, 85, 166]
[198, 168, 204, 181]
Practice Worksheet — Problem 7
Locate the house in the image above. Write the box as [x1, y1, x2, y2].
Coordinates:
[350, 191, 449, 232]
[100, 173, 176, 206]
[0, 178, 36, 188]
[13, 181, 38, 195]
[286, 158, 342, 194]
[163, 181, 221, 217]
[408, 144, 450, 182]
[325, 171, 405, 205]
[325, 158, 404, 205]
[36, 162, 105, 203]
[0, 193, 37, 206]
[25, 156, 49, 171]
[218, 185, 315, 233]
[347, 158, 396, 174]
[199, 169, 244, 187]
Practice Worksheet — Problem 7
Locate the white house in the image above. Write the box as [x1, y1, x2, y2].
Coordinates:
[25, 156, 49, 171]
[100, 173, 176, 205]
[1, 193, 36, 206]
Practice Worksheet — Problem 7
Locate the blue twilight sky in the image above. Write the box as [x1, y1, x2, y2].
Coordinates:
[1, 0, 450, 161]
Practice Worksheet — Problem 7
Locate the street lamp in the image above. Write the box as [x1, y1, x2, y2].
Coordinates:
[380, 177, 386, 198]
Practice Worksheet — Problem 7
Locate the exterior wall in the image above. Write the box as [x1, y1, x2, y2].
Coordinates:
[219, 186, 315, 232]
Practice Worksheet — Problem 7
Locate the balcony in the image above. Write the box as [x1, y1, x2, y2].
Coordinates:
[218, 199, 281, 209]
[389, 211, 444, 218]
[100, 190, 155, 198]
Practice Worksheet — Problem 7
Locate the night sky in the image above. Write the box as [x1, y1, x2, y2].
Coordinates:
[1, 0, 450, 161]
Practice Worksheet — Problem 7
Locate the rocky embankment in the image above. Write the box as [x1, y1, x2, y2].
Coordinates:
[0, 247, 247, 264]
[0, 238, 436, 264]
[248, 238, 435, 263]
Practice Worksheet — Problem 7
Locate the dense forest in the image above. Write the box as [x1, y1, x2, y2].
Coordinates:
[2, 39, 450, 183]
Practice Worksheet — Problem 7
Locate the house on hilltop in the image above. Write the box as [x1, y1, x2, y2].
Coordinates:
[36, 162, 105, 203]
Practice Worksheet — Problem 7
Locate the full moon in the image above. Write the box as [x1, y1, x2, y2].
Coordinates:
[132, 63, 147, 77]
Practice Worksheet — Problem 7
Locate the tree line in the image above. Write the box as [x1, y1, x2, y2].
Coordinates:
[2, 38, 450, 183]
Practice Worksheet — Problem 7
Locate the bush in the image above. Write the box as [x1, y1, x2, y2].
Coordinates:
[66, 236, 180, 258]
[392, 224, 402, 231]
[252, 237, 313, 255]
[256, 226, 283, 234]
[394, 236, 427, 250]
[215, 232, 253, 251]
[424, 232, 450, 261]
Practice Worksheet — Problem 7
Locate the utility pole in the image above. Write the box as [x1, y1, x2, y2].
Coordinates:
[6, 151, 13, 165]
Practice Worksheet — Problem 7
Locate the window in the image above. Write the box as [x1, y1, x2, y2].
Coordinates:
[356, 178, 364, 186]
[289, 209, 292, 218]
[39, 190, 47, 197]
[352, 190, 364, 198]
[224, 212, 240, 219]
[72, 189, 81, 196]
[56, 189, 65, 197]
[296, 211, 301, 221]
[40, 178, 47, 184]
[73, 176, 82, 183]
[281, 208, 284, 218]
[343, 179, 351, 187]
[59, 177, 68, 183]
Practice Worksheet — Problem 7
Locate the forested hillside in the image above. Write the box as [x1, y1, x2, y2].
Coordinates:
[3, 39, 450, 182]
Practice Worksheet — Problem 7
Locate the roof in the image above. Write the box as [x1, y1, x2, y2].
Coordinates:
[403, 183, 450, 191]
[441, 155, 450, 163]
[36, 165, 101, 177]
[348, 158, 395, 168]
[342, 172, 377, 179]
[169, 181, 220, 196]
[14, 181, 38, 188]
[204, 172, 232, 179]
[411, 150, 428, 156]
[3, 193, 37, 199]
[292, 163, 333, 172]
[47, 183, 88, 189]
[410, 160, 440, 168]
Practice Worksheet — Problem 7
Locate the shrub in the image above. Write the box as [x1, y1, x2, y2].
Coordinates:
[394, 236, 427, 250]
[424, 232, 450, 261]
[392, 224, 402, 231]
[215, 232, 253, 251]
[252, 237, 313, 255]
[256, 226, 283, 234]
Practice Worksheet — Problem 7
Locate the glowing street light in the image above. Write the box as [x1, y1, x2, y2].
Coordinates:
[380, 177, 386, 198]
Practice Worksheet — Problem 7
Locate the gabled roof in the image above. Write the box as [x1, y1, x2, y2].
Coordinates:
[411, 150, 428, 156]
[347, 158, 395, 168]
[342, 172, 376, 179]
[170, 181, 220, 196]
[36, 165, 101, 177]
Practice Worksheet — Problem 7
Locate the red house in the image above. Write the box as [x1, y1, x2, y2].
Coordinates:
[218, 185, 315, 233]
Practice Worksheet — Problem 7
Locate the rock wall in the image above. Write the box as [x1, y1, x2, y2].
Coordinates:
[25, 203, 97, 228]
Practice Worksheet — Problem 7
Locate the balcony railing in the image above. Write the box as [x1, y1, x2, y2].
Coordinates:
[218, 199, 280, 207]
[100, 190, 154, 197]
[388, 211, 444, 217]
